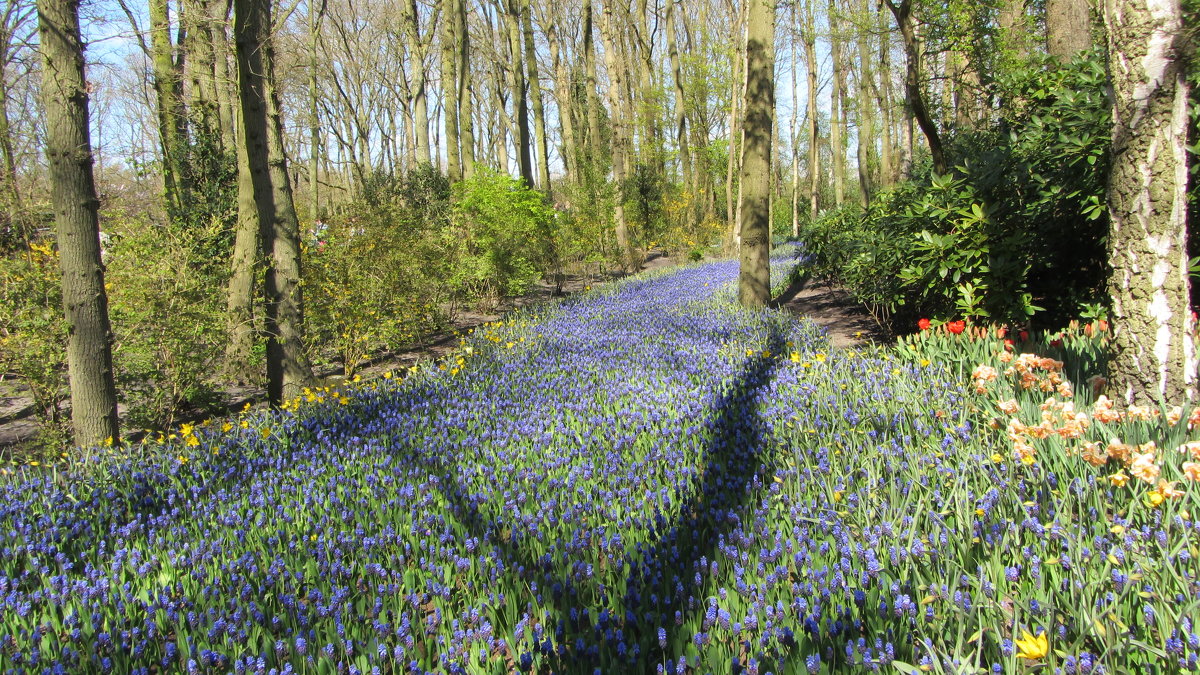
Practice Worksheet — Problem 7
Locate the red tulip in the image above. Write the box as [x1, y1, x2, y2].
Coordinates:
[948, 320, 966, 335]
[1050, 338, 1063, 348]
[918, 318, 931, 331]
[1019, 330, 1029, 341]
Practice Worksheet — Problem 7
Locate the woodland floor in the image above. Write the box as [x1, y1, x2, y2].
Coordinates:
[0, 252, 884, 450]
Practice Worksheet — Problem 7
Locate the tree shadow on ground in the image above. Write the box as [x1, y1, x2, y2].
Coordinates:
[423, 322, 790, 673]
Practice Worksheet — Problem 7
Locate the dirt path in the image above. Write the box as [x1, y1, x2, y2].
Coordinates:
[1, 256, 884, 450]
[774, 277, 889, 349]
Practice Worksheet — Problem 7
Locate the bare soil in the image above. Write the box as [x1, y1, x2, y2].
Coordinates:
[0, 255, 881, 450]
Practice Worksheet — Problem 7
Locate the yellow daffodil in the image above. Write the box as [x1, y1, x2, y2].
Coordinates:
[1014, 629, 1048, 660]
[1108, 472, 1129, 487]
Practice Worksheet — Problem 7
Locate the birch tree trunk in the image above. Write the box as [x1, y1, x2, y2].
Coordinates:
[37, 0, 121, 446]
[1103, 0, 1196, 404]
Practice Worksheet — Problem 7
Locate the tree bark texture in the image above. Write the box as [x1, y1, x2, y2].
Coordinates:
[440, 0, 461, 181]
[1048, 0, 1094, 60]
[37, 0, 121, 447]
[150, 0, 190, 218]
[521, 0, 549, 191]
[598, 0, 635, 271]
[235, 0, 314, 405]
[738, 0, 774, 308]
[1104, 0, 1196, 404]
[505, 0, 533, 186]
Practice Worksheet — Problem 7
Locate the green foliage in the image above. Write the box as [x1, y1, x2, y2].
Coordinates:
[104, 214, 228, 431]
[0, 241, 68, 446]
[447, 170, 555, 305]
[800, 51, 1111, 333]
[305, 167, 450, 376]
[622, 162, 668, 247]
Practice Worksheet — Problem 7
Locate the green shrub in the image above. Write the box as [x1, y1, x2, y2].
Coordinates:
[104, 215, 228, 431]
[799, 50, 1111, 334]
[0, 241, 68, 448]
[446, 169, 555, 306]
[305, 167, 450, 376]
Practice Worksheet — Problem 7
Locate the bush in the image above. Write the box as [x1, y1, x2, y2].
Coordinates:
[446, 169, 555, 307]
[0, 241, 68, 447]
[104, 214, 228, 431]
[799, 50, 1111, 334]
[305, 167, 450, 376]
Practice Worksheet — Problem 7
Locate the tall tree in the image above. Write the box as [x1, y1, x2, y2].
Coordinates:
[598, 0, 635, 270]
[504, 0, 533, 185]
[456, 0, 476, 178]
[0, 0, 33, 244]
[520, 0, 549, 191]
[149, 0, 190, 217]
[738, 0, 775, 307]
[37, 0, 121, 446]
[402, 0, 432, 165]
[1047, 0, 1093, 59]
[235, 0, 314, 404]
[224, 103, 257, 382]
[801, 0, 820, 216]
[829, 0, 847, 206]
[884, 0, 946, 174]
[1103, 0, 1196, 404]
[441, 0, 461, 180]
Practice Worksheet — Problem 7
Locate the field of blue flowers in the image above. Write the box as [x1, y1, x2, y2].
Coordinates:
[2, 250, 1198, 674]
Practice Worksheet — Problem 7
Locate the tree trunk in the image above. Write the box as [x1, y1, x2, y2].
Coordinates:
[1103, 0, 1195, 404]
[37, 0, 121, 447]
[856, 0, 877, 205]
[441, 0, 461, 181]
[505, 0, 533, 185]
[582, 0, 603, 163]
[726, 2, 746, 234]
[307, 0, 323, 222]
[998, 0, 1030, 61]
[225, 104, 258, 381]
[666, 0, 690, 193]
[235, 0, 314, 405]
[885, 0, 946, 175]
[878, 3, 895, 185]
[803, 0, 819, 217]
[544, 12, 577, 178]
[457, 0, 475, 178]
[1047, 0, 1093, 60]
[598, 0, 635, 271]
[790, 28, 800, 236]
[404, 0, 431, 165]
[738, 0, 774, 308]
[521, 0, 549, 191]
[212, 0, 237, 150]
[150, 0, 190, 218]
[829, 0, 846, 207]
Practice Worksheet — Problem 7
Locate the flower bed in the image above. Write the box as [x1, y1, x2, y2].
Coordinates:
[1, 254, 1197, 674]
